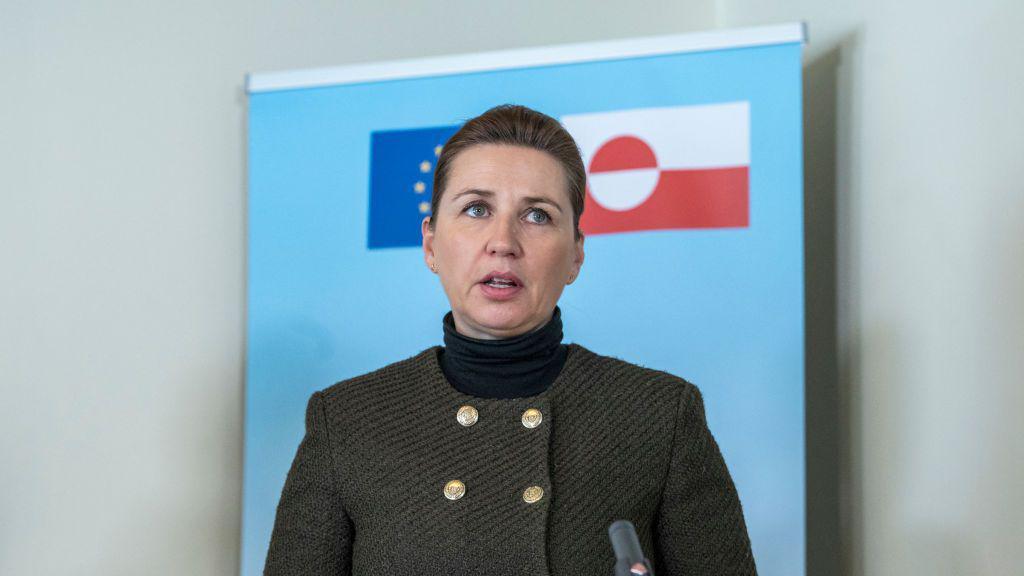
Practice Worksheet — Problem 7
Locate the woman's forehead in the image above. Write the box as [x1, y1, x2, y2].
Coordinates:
[445, 145, 569, 203]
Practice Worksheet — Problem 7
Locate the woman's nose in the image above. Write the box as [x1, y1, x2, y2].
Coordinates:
[486, 217, 521, 257]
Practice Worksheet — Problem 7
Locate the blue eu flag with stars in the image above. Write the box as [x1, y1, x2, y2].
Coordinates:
[368, 124, 460, 249]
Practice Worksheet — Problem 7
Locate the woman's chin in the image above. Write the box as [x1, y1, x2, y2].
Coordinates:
[467, 306, 535, 337]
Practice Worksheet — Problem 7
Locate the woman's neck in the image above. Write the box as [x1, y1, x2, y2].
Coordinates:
[438, 306, 567, 398]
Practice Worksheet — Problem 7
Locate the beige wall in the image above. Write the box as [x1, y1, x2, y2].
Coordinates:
[2, 1, 1021, 575]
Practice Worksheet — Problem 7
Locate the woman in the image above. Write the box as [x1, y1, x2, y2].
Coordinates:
[264, 104, 757, 575]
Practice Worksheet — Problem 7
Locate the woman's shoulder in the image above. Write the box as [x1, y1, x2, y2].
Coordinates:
[317, 345, 440, 403]
[568, 342, 701, 401]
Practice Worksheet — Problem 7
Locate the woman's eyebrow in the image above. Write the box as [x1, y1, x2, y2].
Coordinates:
[450, 188, 494, 203]
[450, 188, 563, 213]
[522, 196, 564, 213]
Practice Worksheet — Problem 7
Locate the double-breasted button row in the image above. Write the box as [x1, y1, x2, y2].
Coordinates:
[455, 405, 543, 428]
[442, 479, 545, 504]
[448, 405, 547, 503]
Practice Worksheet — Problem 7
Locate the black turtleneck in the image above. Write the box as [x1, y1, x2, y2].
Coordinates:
[438, 305, 568, 399]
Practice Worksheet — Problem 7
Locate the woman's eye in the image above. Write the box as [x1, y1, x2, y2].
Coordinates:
[527, 208, 550, 224]
[465, 203, 487, 218]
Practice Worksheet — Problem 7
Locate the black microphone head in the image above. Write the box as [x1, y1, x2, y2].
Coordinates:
[608, 519, 644, 564]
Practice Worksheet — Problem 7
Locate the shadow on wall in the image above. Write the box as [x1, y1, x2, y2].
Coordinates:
[802, 29, 860, 576]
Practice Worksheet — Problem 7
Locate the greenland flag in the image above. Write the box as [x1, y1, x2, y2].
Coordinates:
[561, 102, 750, 235]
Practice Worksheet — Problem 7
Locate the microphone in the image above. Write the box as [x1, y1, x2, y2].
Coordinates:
[608, 520, 654, 576]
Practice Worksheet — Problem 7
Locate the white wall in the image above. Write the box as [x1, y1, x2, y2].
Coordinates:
[718, 1, 1024, 575]
[3, 1, 1021, 575]
[0, 2, 715, 575]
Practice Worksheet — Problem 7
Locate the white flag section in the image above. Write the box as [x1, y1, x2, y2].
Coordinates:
[561, 101, 751, 170]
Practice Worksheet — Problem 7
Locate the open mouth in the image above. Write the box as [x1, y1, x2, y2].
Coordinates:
[483, 278, 519, 289]
[479, 272, 523, 297]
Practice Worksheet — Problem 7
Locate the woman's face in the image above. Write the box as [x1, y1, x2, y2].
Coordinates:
[422, 144, 584, 340]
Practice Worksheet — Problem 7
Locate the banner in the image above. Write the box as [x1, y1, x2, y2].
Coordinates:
[244, 23, 806, 575]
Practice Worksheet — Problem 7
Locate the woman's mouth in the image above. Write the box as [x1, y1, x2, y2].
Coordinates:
[484, 278, 517, 288]
[479, 271, 523, 300]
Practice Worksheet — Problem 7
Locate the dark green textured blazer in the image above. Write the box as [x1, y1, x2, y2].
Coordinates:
[264, 343, 757, 575]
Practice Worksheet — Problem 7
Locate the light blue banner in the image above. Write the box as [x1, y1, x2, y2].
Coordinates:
[244, 37, 804, 576]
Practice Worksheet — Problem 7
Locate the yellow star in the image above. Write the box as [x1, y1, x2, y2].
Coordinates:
[434, 145, 443, 157]
[420, 160, 432, 173]
[418, 201, 431, 214]
[414, 181, 426, 193]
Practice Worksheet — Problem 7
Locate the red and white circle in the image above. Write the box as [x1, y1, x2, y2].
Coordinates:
[587, 135, 660, 211]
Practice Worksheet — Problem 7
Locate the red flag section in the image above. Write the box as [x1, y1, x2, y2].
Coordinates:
[580, 166, 749, 235]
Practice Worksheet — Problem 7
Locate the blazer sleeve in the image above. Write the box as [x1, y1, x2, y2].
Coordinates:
[264, 390, 353, 576]
[654, 383, 758, 575]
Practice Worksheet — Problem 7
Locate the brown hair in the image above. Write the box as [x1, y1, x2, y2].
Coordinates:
[429, 104, 586, 241]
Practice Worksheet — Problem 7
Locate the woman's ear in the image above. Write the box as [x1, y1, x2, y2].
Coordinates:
[572, 232, 585, 276]
[421, 216, 436, 272]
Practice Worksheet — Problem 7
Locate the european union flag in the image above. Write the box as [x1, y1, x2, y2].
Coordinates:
[368, 124, 460, 249]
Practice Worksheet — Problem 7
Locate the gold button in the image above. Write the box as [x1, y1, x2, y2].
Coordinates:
[456, 405, 479, 427]
[523, 485, 544, 503]
[444, 479, 466, 500]
[521, 408, 543, 429]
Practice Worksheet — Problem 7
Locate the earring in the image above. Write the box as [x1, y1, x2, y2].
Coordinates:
[430, 263, 437, 273]
[567, 274, 575, 284]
